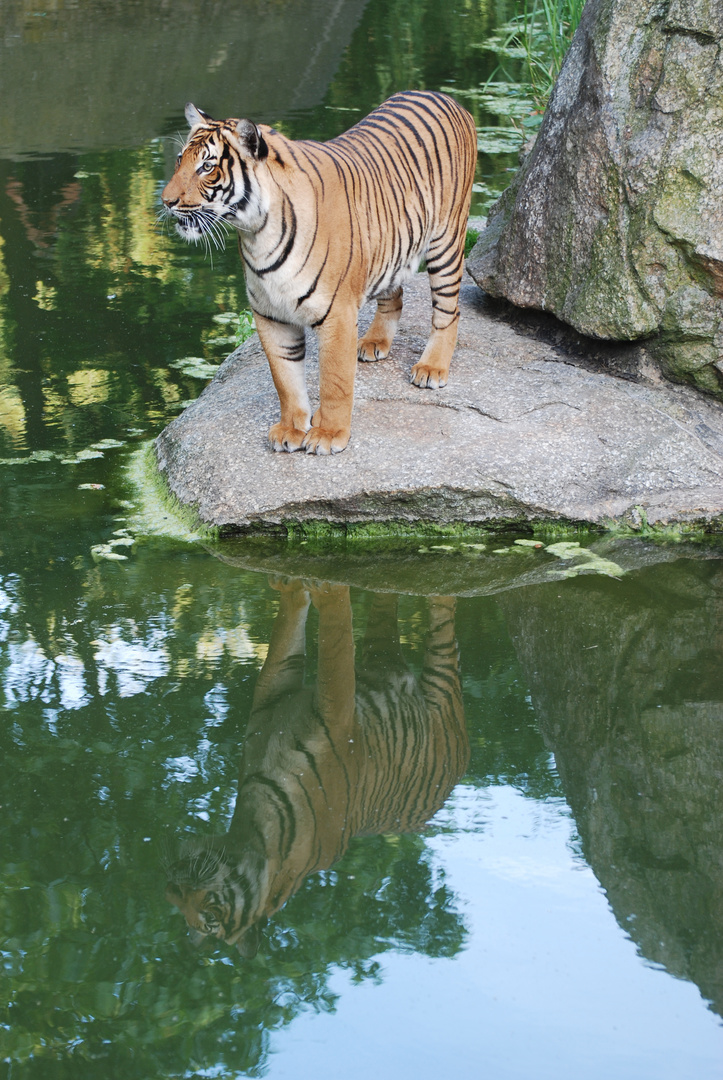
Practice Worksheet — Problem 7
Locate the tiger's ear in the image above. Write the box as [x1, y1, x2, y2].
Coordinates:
[185, 103, 214, 128]
[235, 119, 269, 161]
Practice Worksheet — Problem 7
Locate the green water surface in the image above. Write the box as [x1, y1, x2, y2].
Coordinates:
[1, 3, 723, 1078]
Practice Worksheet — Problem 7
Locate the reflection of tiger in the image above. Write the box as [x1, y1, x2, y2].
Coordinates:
[161, 92, 477, 454]
[164, 581, 469, 957]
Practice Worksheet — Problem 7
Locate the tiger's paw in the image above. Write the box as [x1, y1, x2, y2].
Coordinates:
[301, 426, 350, 455]
[410, 362, 448, 389]
[357, 335, 392, 362]
[268, 575, 309, 595]
[268, 422, 308, 452]
[304, 579, 346, 599]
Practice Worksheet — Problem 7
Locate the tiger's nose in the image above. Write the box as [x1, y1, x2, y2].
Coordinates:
[162, 193, 179, 208]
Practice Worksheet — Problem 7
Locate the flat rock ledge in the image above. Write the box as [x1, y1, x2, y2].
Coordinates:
[155, 272, 723, 532]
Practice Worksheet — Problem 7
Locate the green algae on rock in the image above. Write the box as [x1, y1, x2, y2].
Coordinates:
[124, 442, 219, 543]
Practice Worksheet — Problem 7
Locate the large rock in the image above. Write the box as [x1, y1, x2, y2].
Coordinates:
[467, 0, 723, 401]
[154, 273, 723, 532]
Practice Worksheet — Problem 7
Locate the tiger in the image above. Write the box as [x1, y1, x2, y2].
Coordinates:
[164, 580, 469, 958]
[161, 91, 478, 454]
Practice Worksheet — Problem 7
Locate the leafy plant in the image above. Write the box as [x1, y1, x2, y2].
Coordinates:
[236, 309, 256, 347]
[466, 0, 584, 129]
[507, 0, 585, 109]
[448, 0, 584, 211]
[480, 0, 585, 111]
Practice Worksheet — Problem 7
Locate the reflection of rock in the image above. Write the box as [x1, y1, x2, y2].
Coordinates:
[208, 532, 721, 598]
[0, 0, 369, 156]
[165, 581, 469, 956]
[500, 558, 723, 1014]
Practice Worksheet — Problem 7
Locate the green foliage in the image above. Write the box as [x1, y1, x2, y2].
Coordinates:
[464, 229, 480, 257]
[516, 0, 585, 108]
[0, 145, 249, 463]
[483, 0, 585, 112]
[452, 0, 584, 209]
[236, 309, 256, 348]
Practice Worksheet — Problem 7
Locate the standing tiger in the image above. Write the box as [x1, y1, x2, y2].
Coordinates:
[164, 580, 469, 957]
[162, 91, 477, 454]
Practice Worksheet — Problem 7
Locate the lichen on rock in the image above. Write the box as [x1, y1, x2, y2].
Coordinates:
[467, 0, 723, 401]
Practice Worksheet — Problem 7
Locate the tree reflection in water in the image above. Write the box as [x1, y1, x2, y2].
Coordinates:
[0, 558, 471, 1077]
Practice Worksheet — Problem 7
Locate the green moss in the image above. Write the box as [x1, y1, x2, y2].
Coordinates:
[542, 516, 723, 545]
[531, 521, 601, 541]
[281, 520, 495, 543]
[602, 510, 723, 543]
[464, 229, 480, 257]
[123, 441, 219, 542]
[242, 517, 601, 544]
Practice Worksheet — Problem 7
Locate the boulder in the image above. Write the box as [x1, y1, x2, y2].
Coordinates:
[154, 273, 723, 532]
[467, 0, 723, 401]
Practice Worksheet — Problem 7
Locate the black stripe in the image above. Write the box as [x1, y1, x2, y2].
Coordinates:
[243, 774, 297, 860]
[296, 248, 328, 307]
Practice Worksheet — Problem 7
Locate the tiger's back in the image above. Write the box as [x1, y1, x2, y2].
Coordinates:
[251, 91, 478, 316]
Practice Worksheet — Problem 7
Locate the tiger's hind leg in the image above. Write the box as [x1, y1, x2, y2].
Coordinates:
[421, 597, 468, 768]
[357, 286, 403, 362]
[411, 229, 466, 389]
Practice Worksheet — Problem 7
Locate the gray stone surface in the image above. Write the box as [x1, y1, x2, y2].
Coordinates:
[154, 272, 723, 531]
[467, 0, 723, 401]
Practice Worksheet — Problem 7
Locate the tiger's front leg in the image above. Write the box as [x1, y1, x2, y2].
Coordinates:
[308, 582, 355, 732]
[254, 313, 311, 452]
[250, 578, 310, 714]
[303, 308, 359, 455]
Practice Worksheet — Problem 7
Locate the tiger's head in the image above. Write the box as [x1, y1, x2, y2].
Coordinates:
[162, 103, 270, 243]
[163, 835, 268, 958]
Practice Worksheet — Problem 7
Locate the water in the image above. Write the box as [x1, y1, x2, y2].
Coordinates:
[1, 2, 723, 1077]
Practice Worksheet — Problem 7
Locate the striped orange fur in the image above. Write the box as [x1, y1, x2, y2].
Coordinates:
[162, 92, 477, 454]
